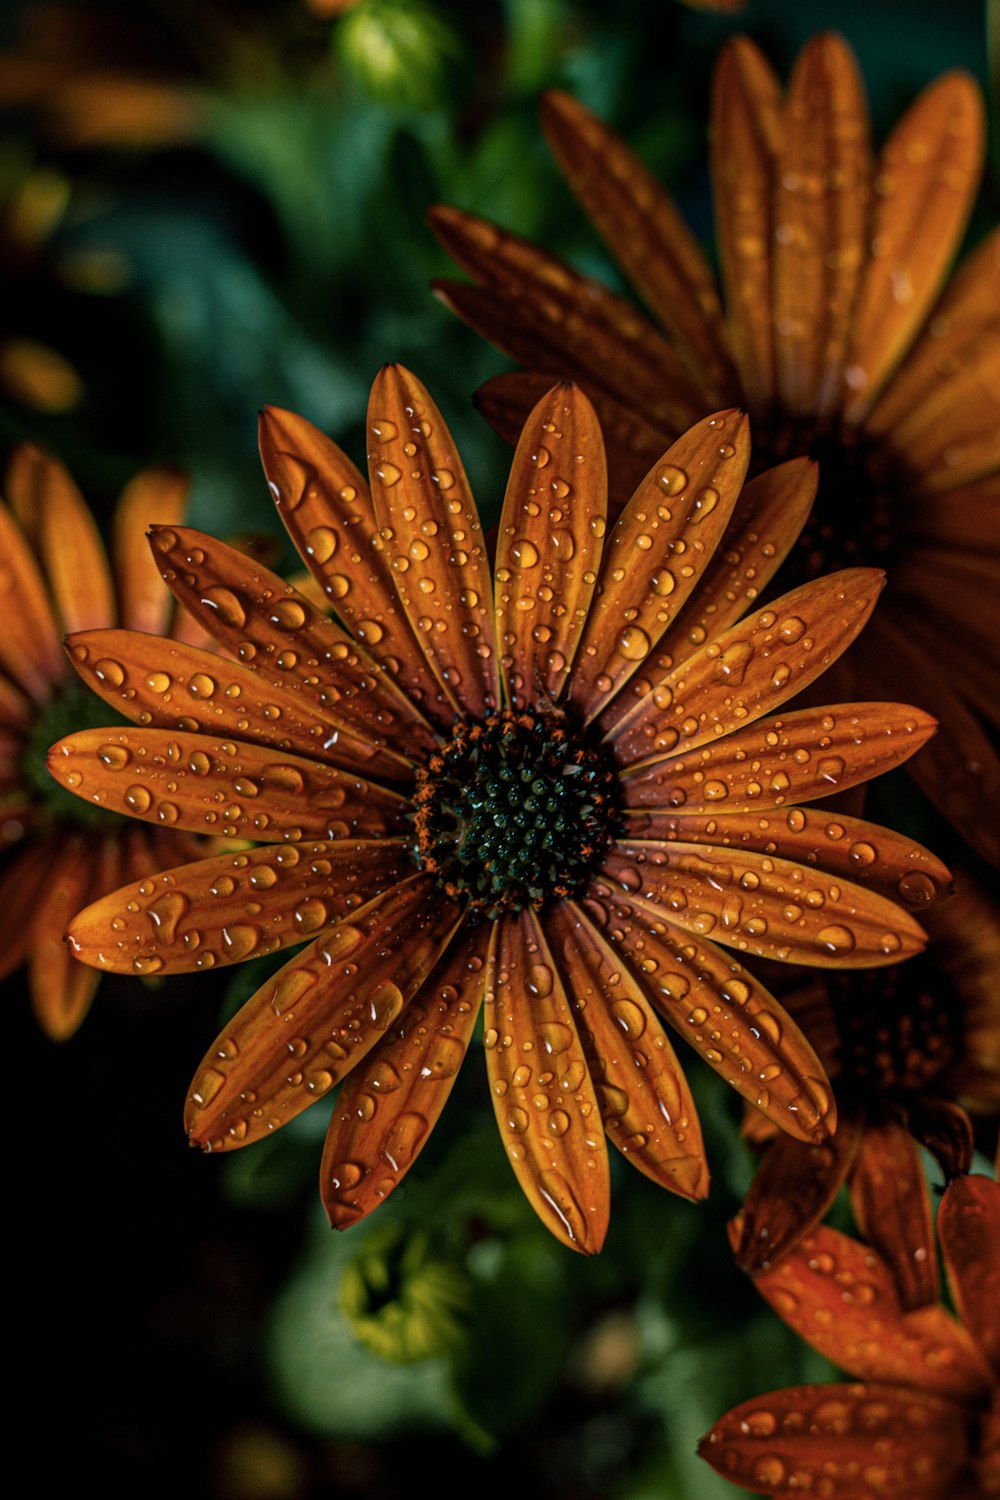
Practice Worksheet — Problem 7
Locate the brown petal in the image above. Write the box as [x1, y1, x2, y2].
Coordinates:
[34, 448, 116, 633]
[539, 90, 734, 403]
[907, 1097, 974, 1181]
[546, 899, 708, 1200]
[584, 886, 835, 1142]
[850, 1119, 939, 1311]
[0, 499, 64, 697]
[736, 1106, 861, 1273]
[569, 410, 749, 720]
[28, 832, 107, 1039]
[904, 474, 1000, 553]
[47, 727, 407, 842]
[699, 1381, 970, 1499]
[608, 568, 884, 764]
[889, 591, 1000, 730]
[881, 333, 1000, 492]
[66, 627, 414, 780]
[185, 877, 462, 1150]
[711, 36, 783, 415]
[321, 922, 491, 1227]
[0, 832, 59, 982]
[495, 383, 606, 705]
[773, 35, 872, 419]
[112, 467, 189, 635]
[148, 524, 437, 760]
[68, 837, 411, 976]
[258, 406, 444, 718]
[0, 672, 31, 731]
[484, 908, 610, 1253]
[844, 72, 985, 423]
[938, 1173, 1000, 1377]
[622, 701, 938, 813]
[366, 364, 500, 719]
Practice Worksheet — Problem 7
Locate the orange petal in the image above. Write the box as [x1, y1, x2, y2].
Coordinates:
[0, 832, 59, 982]
[583, 886, 835, 1142]
[889, 591, 1000, 730]
[744, 1218, 992, 1401]
[844, 72, 985, 423]
[33, 448, 116, 633]
[0, 499, 64, 696]
[112, 467, 189, 635]
[938, 1174, 1000, 1378]
[601, 840, 926, 968]
[546, 899, 708, 1200]
[880, 332, 1000, 492]
[366, 365, 500, 719]
[539, 91, 734, 403]
[494, 383, 606, 705]
[849, 1119, 939, 1311]
[737, 1106, 861, 1272]
[68, 837, 411, 976]
[907, 1097, 974, 1182]
[147, 524, 437, 757]
[699, 1381, 971, 1499]
[904, 474, 1000, 553]
[484, 908, 609, 1253]
[607, 569, 885, 763]
[47, 727, 407, 842]
[622, 701, 938, 812]
[711, 36, 783, 415]
[66, 627, 413, 781]
[258, 406, 443, 717]
[569, 410, 749, 721]
[621, 806, 950, 909]
[321, 922, 491, 1228]
[185, 877, 463, 1150]
[28, 831, 107, 1039]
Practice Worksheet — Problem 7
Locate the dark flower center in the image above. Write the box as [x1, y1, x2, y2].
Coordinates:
[833, 965, 961, 1099]
[412, 706, 620, 918]
[23, 678, 128, 829]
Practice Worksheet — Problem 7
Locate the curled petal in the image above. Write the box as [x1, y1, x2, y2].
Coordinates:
[112, 467, 189, 636]
[938, 1174, 1000, 1378]
[849, 1119, 939, 1311]
[484, 909, 610, 1254]
[737, 1107, 861, 1272]
[185, 878, 463, 1150]
[321, 923, 491, 1228]
[68, 838, 411, 976]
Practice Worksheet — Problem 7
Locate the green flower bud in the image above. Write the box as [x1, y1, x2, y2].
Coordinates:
[339, 1222, 470, 1364]
[334, 0, 459, 112]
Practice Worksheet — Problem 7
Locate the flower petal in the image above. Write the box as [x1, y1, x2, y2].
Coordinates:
[607, 569, 885, 763]
[539, 90, 734, 403]
[495, 383, 606, 705]
[879, 331, 1000, 492]
[569, 410, 749, 721]
[904, 474, 1000, 553]
[66, 627, 414, 780]
[622, 702, 938, 812]
[938, 1174, 1000, 1378]
[844, 71, 985, 423]
[68, 837, 411, 976]
[906, 1097, 974, 1181]
[546, 899, 708, 1201]
[47, 727, 407, 841]
[29, 831, 109, 1039]
[849, 1119, 939, 1311]
[711, 36, 783, 415]
[484, 908, 610, 1253]
[34, 448, 116, 633]
[889, 591, 1000, 730]
[366, 364, 500, 719]
[0, 831, 59, 982]
[0, 671, 31, 731]
[583, 886, 835, 1142]
[736, 1107, 861, 1273]
[699, 1381, 970, 1500]
[772, 34, 872, 419]
[148, 524, 437, 759]
[258, 406, 443, 716]
[321, 922, 491, 1228]
[0, 499, 64, 696]
[185, 877, 463, 1150]
[112, 467, 189, 635]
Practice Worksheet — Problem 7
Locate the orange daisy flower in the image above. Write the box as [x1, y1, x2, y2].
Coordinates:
[700, 1174, 1000, 1499]
[53, 366, 943, 1251]
[0, 442, 200, 1038]
[736, 874, 1000, 1306]
[428, 33, 1000, 864]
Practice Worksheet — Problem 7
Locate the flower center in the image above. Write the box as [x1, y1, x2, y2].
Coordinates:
[23, 679, 128, 829]
[412, 707, 620, 918]
[833, 967, 961, 1098]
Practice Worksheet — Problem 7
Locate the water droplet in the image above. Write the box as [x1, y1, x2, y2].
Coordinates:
[616, 625, 651, 661]
[512, 537, 539, 569]
[712, 639, 754, 684]
[814, 924, 856, 956]
[271, 599, 306, 631]
[146, 890, 188, 942]
[98, 744, 130, 770]
[94, 658, 125, 687]
[144, 672, 172, 695]
[294, 898, 328, 933]
[125, 785, 151, 813]
[188, 672, 216, 698]
[657, 465, 688, 496]
[778, 615, 806, 643]
[202, 586, 247, 628]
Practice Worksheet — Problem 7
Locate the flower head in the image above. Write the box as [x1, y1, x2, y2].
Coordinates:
[428, 33, 1000, 864]
[700, 1174, 1000, 1499]
[0, 443, 199, 1038]
[54, 366, 942, 1250]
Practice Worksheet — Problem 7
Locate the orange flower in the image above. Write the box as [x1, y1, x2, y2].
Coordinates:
[736, 875, 1000, 1306]
[428, 33, 1000, 865]
[700, 1174, 1000, 1499]
[54, 367, 943, 1251]
[0, 443, 200, 1038]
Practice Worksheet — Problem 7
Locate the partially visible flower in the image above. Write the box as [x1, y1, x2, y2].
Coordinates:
[0, 443, 199, 1038]
[428, 33, 1000, 864]
[736, 874, 1000, 1305]
[700, 1174, 1000, 1499]
[54, 367, 942, 1250]
[334, 0, 459, 112]
[339, 1220, 470, 1363]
